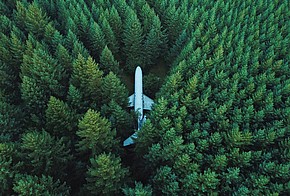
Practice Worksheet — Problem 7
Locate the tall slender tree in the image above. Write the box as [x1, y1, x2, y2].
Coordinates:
[100, 46, 120, 75]
[70, 54, 103, 108]
[122, 8, 144, 72]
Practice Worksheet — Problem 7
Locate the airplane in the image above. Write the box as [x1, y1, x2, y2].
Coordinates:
[123, 66, 154, 146]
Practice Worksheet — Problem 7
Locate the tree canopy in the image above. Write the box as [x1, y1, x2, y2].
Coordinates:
[0, 0, 289, 195]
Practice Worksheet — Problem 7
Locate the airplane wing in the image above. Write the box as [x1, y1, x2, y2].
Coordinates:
[143, 95, 154, 110]
[128, 94, 134, 107]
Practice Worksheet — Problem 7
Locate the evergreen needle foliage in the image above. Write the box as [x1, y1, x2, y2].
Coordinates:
[0, 0, 289, 195]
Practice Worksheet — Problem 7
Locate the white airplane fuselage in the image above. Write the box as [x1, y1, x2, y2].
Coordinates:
[123, 66, 154, 146]
[134, 66, 143, 128]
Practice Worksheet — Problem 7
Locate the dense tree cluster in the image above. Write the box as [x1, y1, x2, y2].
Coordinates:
[0, 0, 289, 195]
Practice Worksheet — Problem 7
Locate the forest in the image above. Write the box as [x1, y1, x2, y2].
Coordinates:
[0, 0, 289, 195]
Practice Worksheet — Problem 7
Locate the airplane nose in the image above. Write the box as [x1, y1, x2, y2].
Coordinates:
[136, 66, 141, 71]
[135, 66, 142, 74]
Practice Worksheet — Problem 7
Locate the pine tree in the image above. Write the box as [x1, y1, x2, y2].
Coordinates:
[90, 2, 103, 22]
[122, 182, 153, 196]
[99, 15, 119, 57]
[45, 96, 77, 138]
[24, 2, 50, 39]
[114, 0, 129, 20]
[43, 22, 64, 53]
[163, 5, 183, 46]
[88, 21, 106, 60]
[13, 1, 28, 31]
[0, 61, 19, 103]
[0, 1, 9, 16]
[76, 109, 117, 155]
[0, 142, 21, 195]
[64, 30, 78, 52]
[21, 47, 67, 99]
[9, 27, 25, 71]
[108, 6, 122, 46]
[166, 30, 188, 63]
[122, 8, 144, 72]
[20, 76, 48, 125]
[65, 16, 78, 35]
[0, 15, 13, 36]
[20, 130, 72, 179]
[0, 100, 25, 139]
[70, 54, 103, 107]
[13, 174, 70, 196]
[71, 40, 90, 59]
[143, 14, 164, 67]
[153, 166, 180, 195]
[0, 32, 11, 67]
[135, 119, 158, 155]
[139, 2, 155, 35]
[143, 73, 164, 98]
[99, 46, 120, 75]
[34, 0, 57, 20]
[100, 71, 128, 107]
[55, 44, 72, 76]
[78, 11, 90, 45]
[67, 84, 88, 114]
[86, 153, 129, 195]
[101, 100, 133, 140]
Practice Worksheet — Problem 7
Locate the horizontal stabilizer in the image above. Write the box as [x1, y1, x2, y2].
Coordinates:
[123, 132, 138, 146]
[143, 95, 154, 110]
[128, 94, 134, 107]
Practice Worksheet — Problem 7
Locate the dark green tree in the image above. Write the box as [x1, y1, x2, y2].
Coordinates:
[20, 46, 67, 125]
[88, 21, 106, 59]
[0, 61, 19, 103]
[24, 2, 50, 39]
[20, 76, 48, 126]
[144, 73, 164, 98]
[163, 5, 183, 46]
[101, 100, 133, 140]
[143, 14, 165, 67]
[122, 182, 153, 196]
[100, 71, 128, 107]
[0, 100, 25, 139]
[13, 174, 70, 196]
[100, 46, 120, 75]
[9, 27, 25, 71]
[166, 30, 188, 63]
[114, 0, 129, 20]
[64, 30, 78, 52]
[67, 84, 88, 114]
[20, 130, 72, 179]
[45, 96, 77, 138]
[122, 8, 144, 72]
[99, 15, 119, 57]
[54, 44, 72, 77]
[0, 142, 21, 195]
[152, 166, 180, 195]
[108, 6, 122, 47]
[13, 1, 28, 31]
[0, 1, 10, 16]
[43, 22, 64, 53]
[86, 153, 129, 195]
